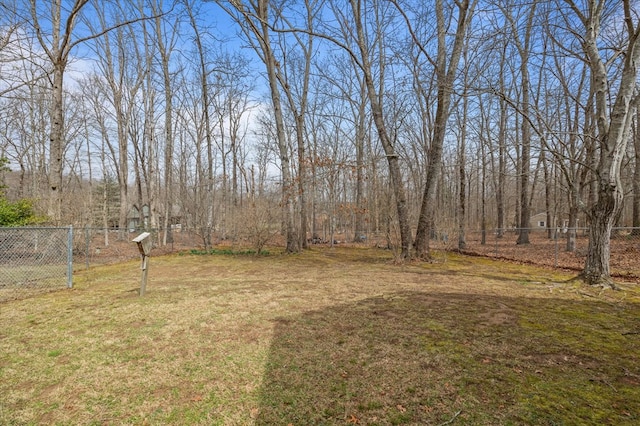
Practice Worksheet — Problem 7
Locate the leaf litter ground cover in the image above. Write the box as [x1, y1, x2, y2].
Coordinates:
[1, 247, 639, 425]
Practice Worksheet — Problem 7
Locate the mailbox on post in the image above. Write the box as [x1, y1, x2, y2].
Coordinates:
[132, 232, 152, 296]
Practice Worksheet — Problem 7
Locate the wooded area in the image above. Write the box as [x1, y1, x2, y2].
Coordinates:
[1, 0, 639, 286]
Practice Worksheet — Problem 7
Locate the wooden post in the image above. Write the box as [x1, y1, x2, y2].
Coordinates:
[132, 232, 152, 296]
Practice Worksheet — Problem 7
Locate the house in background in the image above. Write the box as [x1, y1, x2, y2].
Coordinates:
[529, 212, 549, 229]
[127, 204, 150, 231]
[529, 212, 580, 230]
[127, 204, 183, 232]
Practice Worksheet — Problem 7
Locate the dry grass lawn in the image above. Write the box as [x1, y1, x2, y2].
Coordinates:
[1, 247, 639, 425]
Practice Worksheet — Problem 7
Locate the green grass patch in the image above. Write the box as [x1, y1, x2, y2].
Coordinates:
[1, 247, 639, 424]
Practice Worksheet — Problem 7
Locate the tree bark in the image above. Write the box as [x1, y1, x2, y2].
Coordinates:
[496, 91, 507, 237]
[48, 62, 65, 224]
[353, 82, 367, 242]
[257, 0, 299, 252]
[31, 0, 90, 224]
[632, 105, 640, 234]
[567, 0, 640, 286]
[185, 0, 215, 248]
[152, 1, 175, 245]
[509, 2, 537, 245]
[350, 0, 411, 258]
[414, 0, 473, 259]
[458, 80, 469, 251]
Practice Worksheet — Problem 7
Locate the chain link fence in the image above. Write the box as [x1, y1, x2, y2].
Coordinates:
[4, 225, 637, 302]
[75, 226, 640, 281]
[74, 227, 204, 269]
[0, 227, 73, 303]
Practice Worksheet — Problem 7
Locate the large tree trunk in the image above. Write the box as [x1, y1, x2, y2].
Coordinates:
[542, 148, 553, 239]
[572, 0, 640, 286]
[153, 3, 174, 246]
[350, 0, 411, 258]
[353, 87, 367, 242]
[582, 186, 621, 285]
[414, 0, 472, 260]
[632, 106, 640, 234]
[48, 63, 65, 224]
[481, 129, 487, 245]
[457, 47, 470, 251]
[258, 1, 299, 253]
[458, 133, 466, 251]
[496, 93, 507, 237]
[35, 0, 87, 225]
[566, 204, 578, 252]
[513, 3, 538, 245]
[294, 113, 309, 249]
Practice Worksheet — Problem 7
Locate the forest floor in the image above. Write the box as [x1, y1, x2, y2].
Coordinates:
[2, 247, 639, 424]
[462, 230, 640, 282]
[76, 228, 640, 283]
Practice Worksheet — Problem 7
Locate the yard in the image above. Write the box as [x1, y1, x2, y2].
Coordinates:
[1, 247, 639, 425]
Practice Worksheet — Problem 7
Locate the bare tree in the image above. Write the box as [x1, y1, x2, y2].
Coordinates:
[28, 0, 92, 223]
[211, 52, 253, 240]
[456, 74, 469, 250]
[23, 0, 160, 224]
[0, 69, 50, 200]
[633, 105, 640, 233]
[504, 0, 538, 245]
[0, 4, 51, 98]
[184, 0, 217, 248]
[494, 42, 509, 237]
[88, 1, 150, 234]
[149, 0, 180, 245]
[548, 52, 593, 252]
[311, 53, 370, 243]
[345, 0, 412, 258]
[408, 0, 475, 260]
[560, 0, 640, 286]
[273, 0, 320, 249]
[216, 0, 300, 253]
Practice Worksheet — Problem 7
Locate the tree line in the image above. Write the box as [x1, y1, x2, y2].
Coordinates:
[0, 0, 639, 286]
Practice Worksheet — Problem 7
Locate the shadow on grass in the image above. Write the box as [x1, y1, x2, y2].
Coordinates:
[256, 291, 640, 425]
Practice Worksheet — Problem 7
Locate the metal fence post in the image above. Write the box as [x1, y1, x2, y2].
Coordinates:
[85, 226, 90, 270]
[67, 225, 73, 288]
[554, 228, 559, 268]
